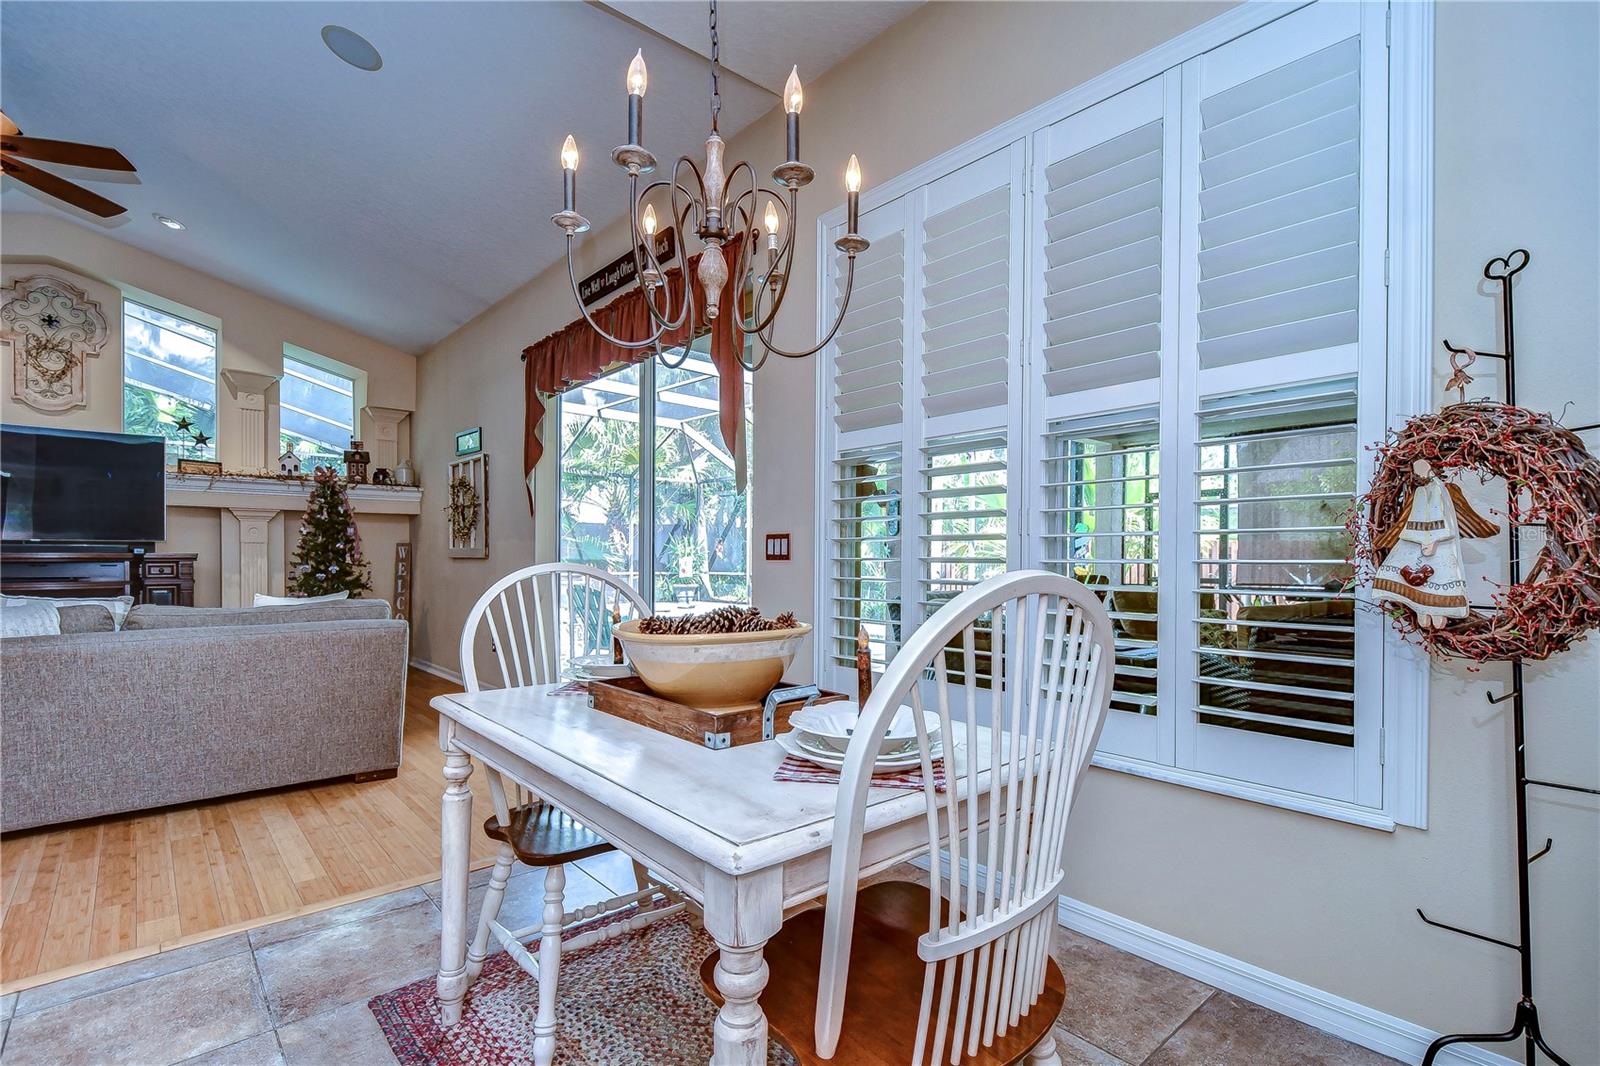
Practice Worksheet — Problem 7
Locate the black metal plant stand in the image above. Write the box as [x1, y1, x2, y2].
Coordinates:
[1417, 249, 1600, 1066]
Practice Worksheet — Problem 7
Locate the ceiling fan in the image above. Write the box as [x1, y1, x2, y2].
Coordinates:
[0, 110, 135, 218]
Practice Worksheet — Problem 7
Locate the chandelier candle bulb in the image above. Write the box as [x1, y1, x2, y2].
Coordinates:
[560, 135, 578, 211]
[642, 203, 658, 236]
[784, 66, 803, 162]
[763, 201, 781, 251]
[626, 49, 647, 145]
[845, 154, 861, 233]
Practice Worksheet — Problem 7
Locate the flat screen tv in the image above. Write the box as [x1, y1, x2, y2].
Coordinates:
[1, 425, 167, 544]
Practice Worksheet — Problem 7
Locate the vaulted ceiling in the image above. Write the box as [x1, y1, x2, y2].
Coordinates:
[0, 1, 919, 353]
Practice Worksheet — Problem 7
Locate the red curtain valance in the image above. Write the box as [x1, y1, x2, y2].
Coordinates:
[522, 235, 746, 512]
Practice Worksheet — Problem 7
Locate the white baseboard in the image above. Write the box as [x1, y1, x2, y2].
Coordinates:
[1055, 896, 1516, 1066]
[410, 657, 463, 685]
[912, 854, 1514, 1066]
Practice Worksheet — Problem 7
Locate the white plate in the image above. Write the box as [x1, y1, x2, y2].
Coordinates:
[791, 730, 917, 760]
[789, 703, 941, 746]
[566, 663, 635, 681]
[776, 730, 938, 771]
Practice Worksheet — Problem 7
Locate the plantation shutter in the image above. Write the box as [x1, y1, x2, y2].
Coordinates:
[830, 202, 908, 436]
[1192, 2, 1364, 371]
[828, 448, 903, 673]
[916, 147, 1022, 436]
[1030, 76, 1176, 418]
[1040, 407, 1162, 760]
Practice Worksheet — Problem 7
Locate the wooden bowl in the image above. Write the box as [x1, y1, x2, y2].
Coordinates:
[613, 620, 812, 710]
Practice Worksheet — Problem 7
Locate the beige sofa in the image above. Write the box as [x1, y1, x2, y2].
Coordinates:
[1, 600, 409, 832]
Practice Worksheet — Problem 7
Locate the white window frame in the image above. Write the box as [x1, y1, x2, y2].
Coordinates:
[555, 346, 754, 611]
[815, 0, 1433, 830]
[280, 343, 366, 472]
[121, 292, 220, 463]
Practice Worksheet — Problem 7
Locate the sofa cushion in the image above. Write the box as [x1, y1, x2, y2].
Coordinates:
[1, 597, 61, 638]
[124, 600, 392, 630]
[253, 591, 350, 607]
[57, 603, 117, 633]
[2, 593, 134, 628]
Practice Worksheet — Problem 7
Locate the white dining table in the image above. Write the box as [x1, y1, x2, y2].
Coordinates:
[431, 683, 994, 1065]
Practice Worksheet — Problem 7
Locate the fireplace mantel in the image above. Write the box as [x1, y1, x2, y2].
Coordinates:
[165, 473, 423, 515]
[163, 475, 423, 606]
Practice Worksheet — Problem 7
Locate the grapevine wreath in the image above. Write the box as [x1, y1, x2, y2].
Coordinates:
[1350, 399, 1600, 663]
[446, 474, 480, 544]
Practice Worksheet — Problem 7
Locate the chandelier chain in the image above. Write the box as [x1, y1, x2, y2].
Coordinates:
[708, 1, 721, 133]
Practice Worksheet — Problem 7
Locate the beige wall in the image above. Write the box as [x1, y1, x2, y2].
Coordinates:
[411, 0, 1598, 1054]
[2, 213, 419, 606]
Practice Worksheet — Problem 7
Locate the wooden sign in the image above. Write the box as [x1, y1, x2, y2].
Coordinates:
[579, 227, 677, 307]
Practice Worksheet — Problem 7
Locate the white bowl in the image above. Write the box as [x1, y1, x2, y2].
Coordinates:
[789, 703, 941, 749]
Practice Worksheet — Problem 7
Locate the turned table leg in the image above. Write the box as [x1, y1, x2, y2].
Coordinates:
[704, 867, 783, 1066]
[436, 748, 474, 1026]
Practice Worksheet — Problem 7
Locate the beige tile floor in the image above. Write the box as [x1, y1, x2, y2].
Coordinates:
[0, 853, 1399, 1066]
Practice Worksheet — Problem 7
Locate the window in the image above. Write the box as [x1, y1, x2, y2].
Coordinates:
[819, 1, 1421, 826]
[122, 299, 217, 462]
[281, 352, 356, 475]
[558, 346, 752, 611]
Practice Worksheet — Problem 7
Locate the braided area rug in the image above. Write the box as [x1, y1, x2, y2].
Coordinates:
[368, 910, 797, 1065]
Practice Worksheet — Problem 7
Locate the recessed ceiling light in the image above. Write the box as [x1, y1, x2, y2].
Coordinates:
[153, 214, 185, 230]
[321, 25, 382, 71]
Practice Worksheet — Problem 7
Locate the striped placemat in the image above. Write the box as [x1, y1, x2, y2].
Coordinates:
[773, 754, 947, 793]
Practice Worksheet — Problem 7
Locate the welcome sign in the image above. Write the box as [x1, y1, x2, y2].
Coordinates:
[578, 227, 677, 307]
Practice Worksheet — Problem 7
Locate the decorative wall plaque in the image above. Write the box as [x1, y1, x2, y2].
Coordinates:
[1, 272, 109, 413]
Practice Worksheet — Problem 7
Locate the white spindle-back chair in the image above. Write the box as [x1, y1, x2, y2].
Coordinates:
[705, 570, 1112, 1065]
[824, 570, 1113, 1064]
[458, 563, 684, 1066]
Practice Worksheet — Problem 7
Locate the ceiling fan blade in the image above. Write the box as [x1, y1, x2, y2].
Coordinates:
[0, 111, 18, 137]
[0, 134, 134, 172]
[1, 154, 125, 217]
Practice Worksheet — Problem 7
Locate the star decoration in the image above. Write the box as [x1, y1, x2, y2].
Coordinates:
[174, 416, 194, 432]
[192, 432, 211, 448]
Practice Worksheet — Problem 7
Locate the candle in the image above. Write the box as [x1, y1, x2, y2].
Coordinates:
[763, 201, 781, 252]
[626, 49, 647, 145]
[845, 154, 861, 234]
[560, 135, 578, 211]
[856, 625, 873, 708]
[784, 66, 803, 162]
[612, 607, 625, 664]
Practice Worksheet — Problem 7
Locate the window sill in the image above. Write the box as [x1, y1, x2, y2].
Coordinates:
[1089, 752, 1398, 832]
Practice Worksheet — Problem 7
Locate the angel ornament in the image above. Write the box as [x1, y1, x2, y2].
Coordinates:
[1372, 460, 1500, 627]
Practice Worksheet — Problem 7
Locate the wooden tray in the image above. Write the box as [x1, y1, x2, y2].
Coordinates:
[586, 675, 849, 749]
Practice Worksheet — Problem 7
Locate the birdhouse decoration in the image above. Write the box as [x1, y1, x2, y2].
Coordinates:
[278, 446, 302, 477]
[343, 439, 371, 484]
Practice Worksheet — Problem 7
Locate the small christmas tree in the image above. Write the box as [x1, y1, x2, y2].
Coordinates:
[289, 467, 372, 597]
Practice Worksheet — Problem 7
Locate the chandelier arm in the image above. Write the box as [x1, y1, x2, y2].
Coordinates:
[674, 156, 707, 233]
[728, 185, 800, 336]
[628, 176, 693, 334]
[754, 253, 857, 360]
[563, 234, 669, 350]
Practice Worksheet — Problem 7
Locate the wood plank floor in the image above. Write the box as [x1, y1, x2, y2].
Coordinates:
[0, 668, 497, 991]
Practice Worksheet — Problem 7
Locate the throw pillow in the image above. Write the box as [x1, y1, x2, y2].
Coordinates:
[1, 594, 135, 629]
[57, 603, 118, 633]
[1, 597, 62, 638]
[253, 591, 351, 606]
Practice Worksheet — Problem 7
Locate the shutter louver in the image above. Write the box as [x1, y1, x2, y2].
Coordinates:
[1192, 381, 1359, 746]
[1040, 120, 1164, 396]
[919, 186, 1011, 417]
[832, 230, 906, 434]
[829, 449, 903, 669]
[1196, 36, 1361, 369]
[1041, 409, 1161, 717]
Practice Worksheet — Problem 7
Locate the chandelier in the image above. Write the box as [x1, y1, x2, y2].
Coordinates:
[550, 1, 869, 372]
